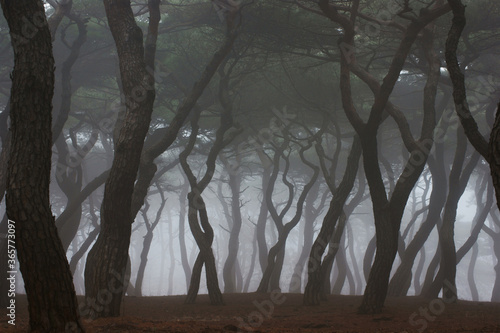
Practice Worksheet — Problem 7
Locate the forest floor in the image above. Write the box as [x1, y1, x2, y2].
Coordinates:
[2, 293, 500, 332]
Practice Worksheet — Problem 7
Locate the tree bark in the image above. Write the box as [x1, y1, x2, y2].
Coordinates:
[84, 0, 157, 318]
[1, 0, 83, 330]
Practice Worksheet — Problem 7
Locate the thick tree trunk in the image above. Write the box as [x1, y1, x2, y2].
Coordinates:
[491, 232, 500, 302]
[490, 103, 500, 210]
[84, 0, 157, 318]
[1, 0, 83, 330]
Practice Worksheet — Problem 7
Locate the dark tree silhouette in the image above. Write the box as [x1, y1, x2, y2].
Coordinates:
[0, 0, 83, 330]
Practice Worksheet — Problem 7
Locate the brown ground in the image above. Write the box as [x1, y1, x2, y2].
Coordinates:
[1, 293, 499, 332]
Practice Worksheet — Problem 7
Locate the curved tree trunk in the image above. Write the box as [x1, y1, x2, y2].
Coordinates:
[1, 0, 83, 330]
[256, 167, 271, 274]
[388, 153, 447, 296]
[303, 138, 362, 305]
[84, 0, 158, 318]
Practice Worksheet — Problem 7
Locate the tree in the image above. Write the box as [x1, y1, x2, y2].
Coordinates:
[444, 0, 500, 210]
[0, 0, 83, 331]
[316, 0, 448, 313]
[84, 0, 160, 318]
[180, 64, 240, 304]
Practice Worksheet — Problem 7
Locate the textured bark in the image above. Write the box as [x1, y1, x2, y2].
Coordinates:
[491, 103, 500, 210]
[1, 0, 83, 331]
[0, 106, 9, 204]
[84, 0, 157, 318]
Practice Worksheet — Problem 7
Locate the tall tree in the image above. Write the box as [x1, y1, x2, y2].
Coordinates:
[0, 0, 83, 331]
[84, 0, 160, 318]
[316, 0, 448, 313]
[445, 0, 500, 210]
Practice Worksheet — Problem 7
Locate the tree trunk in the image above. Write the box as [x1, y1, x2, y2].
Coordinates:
[490, 102, 500, 210]
[256, 167, 271, 274]
[1, 0, 83, 330]
[491, 230, 500, 302]
[467, 243, 479, 301]
[288, 183, 318, 293]
[223, 157, 243, 293]
[136, 190, 165, 296]
[304, 138, 361, 305]
[388, 154, 447, 296]
[178, 177, 192, 289]
[84, 0, 157, 318]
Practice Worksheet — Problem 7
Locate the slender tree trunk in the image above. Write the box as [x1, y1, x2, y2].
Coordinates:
[178, 175, 192, 289]
[223, 156, 243, 293]
[1, 0, 83, 330]
[243, 229, 258, 293]
[413, 247, 426, 295]
[136, 189, 165, 296]
[304, 138, 362, 305]
[467, 243, 479, 301]
[388, 154, 447, 296]
[289, 181, 319, 293]
[257, 167, 271, 274]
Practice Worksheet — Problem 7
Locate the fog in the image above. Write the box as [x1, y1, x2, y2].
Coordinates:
[1, 0, 500, 331]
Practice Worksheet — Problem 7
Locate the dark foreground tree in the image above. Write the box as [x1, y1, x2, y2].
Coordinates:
[445, 0, 500, 211]
[84, 0, 159, 318]
[444, 0, 500, 300]
[0, 0, 83, 331]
